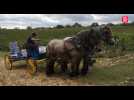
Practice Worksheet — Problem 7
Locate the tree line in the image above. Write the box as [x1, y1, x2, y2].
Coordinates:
[0, 21, 134, 30]
[26, 22, 134, 29]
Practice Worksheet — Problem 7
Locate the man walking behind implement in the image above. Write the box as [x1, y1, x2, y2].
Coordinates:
[26, 32, 40, 59]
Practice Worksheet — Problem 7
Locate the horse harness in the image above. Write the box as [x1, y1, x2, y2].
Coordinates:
[63, 36, 81, 52]
[63, 27, 105, 59]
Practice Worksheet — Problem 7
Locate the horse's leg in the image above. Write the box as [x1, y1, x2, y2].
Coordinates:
[81, 56, 95, 76]
[69, 63, 76, 77]
[81, 55, 90, 76]
[60, 62, 68, 73]
[46, 59, 55, 75]
[75, 58, 81, 75]
[69, 58, 80, 77]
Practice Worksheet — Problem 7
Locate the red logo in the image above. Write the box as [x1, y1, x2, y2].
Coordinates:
[122, 16, 128, 24]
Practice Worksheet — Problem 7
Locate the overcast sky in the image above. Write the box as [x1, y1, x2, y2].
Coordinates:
[0, 14, 133, 29]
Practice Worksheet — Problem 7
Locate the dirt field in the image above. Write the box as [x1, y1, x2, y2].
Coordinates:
[1, 53, 134, 86]
[0, 57, 90, 86]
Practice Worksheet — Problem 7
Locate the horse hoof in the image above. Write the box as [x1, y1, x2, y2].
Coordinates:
[81, 68, 92, 76]
[46, 72, 54, 77]
[74, 72, 80, 76]
[60, 67, 68, 73]
[81, 70, 88, 76]
[46, 71, 54, 76]
[60, 69, 67, 74]
[90, 60, 96, 66]
[69, 73, 75, 77]
[69, 72, 79, 77]
[89, 67, 92, 71]
[81, 72, 88, 76]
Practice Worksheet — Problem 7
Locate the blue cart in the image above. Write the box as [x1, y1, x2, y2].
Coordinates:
[4, 41, 47, 75]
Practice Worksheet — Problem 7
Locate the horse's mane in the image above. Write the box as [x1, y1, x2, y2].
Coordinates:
[65, 25, 111, 51]
[74, 26, 103, 48]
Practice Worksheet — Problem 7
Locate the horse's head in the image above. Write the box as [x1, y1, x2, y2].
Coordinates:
[100, 25, 114, 45]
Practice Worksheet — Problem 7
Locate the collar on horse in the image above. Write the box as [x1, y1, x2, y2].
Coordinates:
[71, 36, 82, 49]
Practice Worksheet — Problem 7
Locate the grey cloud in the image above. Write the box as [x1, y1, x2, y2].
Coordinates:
[92, 14, 134, 24]
[0, 14, 133, 29]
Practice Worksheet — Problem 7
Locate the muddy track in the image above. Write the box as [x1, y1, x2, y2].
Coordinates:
[0, 58, 89, 86]
[95, 53, 134, 68]
[1, 53, 134, 86]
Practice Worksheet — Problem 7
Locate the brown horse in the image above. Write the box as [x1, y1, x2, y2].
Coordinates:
[46, 25, 114, 76]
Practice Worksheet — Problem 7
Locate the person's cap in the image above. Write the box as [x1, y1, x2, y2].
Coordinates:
[32, 32, 37, 36]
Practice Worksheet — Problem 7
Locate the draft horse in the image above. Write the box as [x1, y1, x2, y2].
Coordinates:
[46, 25, 114, 76]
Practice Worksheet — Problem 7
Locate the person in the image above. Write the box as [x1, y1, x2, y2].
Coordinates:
[26, 32, 40, 59]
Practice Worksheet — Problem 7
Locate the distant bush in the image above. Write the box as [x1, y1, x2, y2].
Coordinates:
[128, 21, 134, 25]
[65, 25, 72, 28]
[90, 22, 99, 27]
[27, 26, 32, 30]
[107, 23, 114, 26]
[55, 25, 64, 28]
[72, 22, 82, 28]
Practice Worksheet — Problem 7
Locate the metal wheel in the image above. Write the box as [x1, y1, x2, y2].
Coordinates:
[27, 59, 37, 75]
[4, 55, 13, 70]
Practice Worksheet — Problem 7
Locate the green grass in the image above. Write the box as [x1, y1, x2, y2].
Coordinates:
[112, 25, 134, 51]
[79, 57, 134, 85]
[0, 25, 134, 51]
[0, 27, 84, 51]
